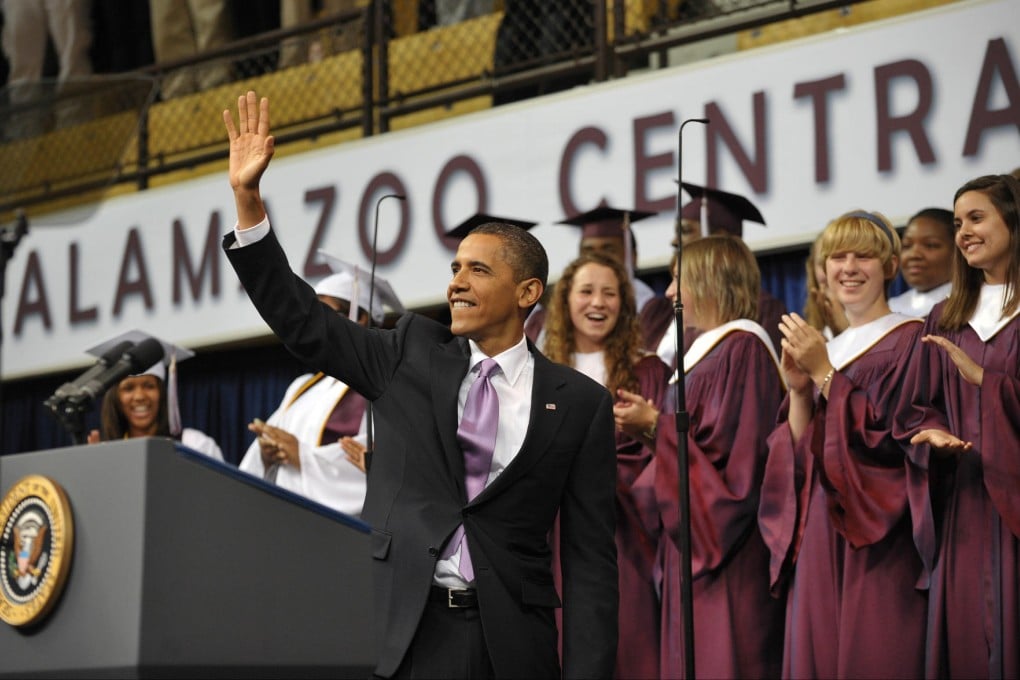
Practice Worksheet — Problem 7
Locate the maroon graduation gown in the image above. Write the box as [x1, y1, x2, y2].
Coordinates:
[759, 320, 928, 680]
[641, 290, 786, 366]
[895, 301, 1020, 679]
[635, 329, 785, 679]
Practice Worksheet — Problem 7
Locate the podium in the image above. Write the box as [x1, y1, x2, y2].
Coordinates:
[0, 439, 375, 678]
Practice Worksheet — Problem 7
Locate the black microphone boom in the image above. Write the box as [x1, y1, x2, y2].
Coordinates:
[44, 337, 165, 445]
[70, 337, 165, 406]
[49, 340, 135, 402]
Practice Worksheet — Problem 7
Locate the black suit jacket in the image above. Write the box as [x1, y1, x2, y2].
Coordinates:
[224, 230, 618, 678]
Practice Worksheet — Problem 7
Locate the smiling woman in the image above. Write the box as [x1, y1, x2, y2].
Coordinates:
[889, 207, 955, 317]
[85, 330, 224, 462]
[894, 174, 1020, 678]
[541, 250, 670, 679]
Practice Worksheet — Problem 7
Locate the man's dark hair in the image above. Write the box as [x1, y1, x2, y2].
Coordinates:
[471, 222, 549, 290]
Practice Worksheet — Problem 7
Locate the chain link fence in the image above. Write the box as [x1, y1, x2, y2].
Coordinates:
[0, 0, 870, 220]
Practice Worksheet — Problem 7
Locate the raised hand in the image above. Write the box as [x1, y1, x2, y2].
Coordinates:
[922, 334, 984, 386]
[222, 90, 275, 227]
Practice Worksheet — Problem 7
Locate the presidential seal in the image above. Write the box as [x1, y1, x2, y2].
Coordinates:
[0, 475, 74, 627]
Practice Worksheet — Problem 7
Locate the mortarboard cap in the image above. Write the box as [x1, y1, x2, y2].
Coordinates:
[86, 329, 194, 436]
[679, 183, 765, 238]
[445, 213, 539, 241]
[557, 205, 657, 239]
[316, 251, 406, 324]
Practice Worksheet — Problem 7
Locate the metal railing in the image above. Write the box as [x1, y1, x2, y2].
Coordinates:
[0, 0, 867, 221]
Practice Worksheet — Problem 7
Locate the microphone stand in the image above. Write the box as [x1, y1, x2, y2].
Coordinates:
[674, 117, 708, 680]
[364, 193, 406, 471]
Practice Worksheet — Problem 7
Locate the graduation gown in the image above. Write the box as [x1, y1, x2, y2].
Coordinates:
[180, 427, 224, 461]
[635, 322, 785, 679]
[895, 296, 1020, 679]
[759, 315, 927, 680]
[643, 289, 787, 369]
[239, 372, 368, 517]
[614, 353, 671, 680]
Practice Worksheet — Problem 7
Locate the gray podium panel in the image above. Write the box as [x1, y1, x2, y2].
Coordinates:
[0, 438, 375, 678]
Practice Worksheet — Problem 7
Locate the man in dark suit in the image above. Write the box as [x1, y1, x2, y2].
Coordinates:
[221, 91, 618, 679]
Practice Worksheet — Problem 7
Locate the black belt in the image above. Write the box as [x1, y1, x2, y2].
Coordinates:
[429, 585, 478, 608]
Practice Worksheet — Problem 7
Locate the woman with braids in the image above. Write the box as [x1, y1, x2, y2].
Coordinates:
[760, 210, 926, 679]
[543, 251, 670, 680]
[615, 235, 785, 679]
[896, 174, 1020, 678]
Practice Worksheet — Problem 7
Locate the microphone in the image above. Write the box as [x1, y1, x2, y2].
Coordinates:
[49, 340, 135, 403]
[69, 337, 166, 406]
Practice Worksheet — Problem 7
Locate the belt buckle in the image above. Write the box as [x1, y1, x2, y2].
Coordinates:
[447, 588, 471, 608]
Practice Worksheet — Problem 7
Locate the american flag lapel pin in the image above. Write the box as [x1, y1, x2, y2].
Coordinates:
[545, 403, 556, 410]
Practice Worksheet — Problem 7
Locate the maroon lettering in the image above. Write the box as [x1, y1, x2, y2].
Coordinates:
[633, 111, 677, 213]
[963, 37, 1020, 157]
[112, 228, 155, 317]
[706, 92, 768, 192]
[173, 213, 222, 304]
[13, 250, 51, 335]
[69, 242, 98, 324]
[793, 74, 847, 183]
[875, 59, 935, 172]
[360, 172, 410, 264]
[302, 187, 337, 279]
[559, 126, 608, 218]
[432, 158, 485, 252]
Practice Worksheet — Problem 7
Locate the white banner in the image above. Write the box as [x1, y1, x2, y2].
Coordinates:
[2, 0, 1017, 379]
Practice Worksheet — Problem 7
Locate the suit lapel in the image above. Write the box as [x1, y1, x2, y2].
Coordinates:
[431, 337, 471, 498]
[478, 349, 567, 499]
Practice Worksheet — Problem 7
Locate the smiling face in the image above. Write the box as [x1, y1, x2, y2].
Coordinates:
[116, 374, 162, 437]
[826, 250, 890, 325]
[567, 262, 621, 353]
[448, 233, 537, 355]
[955, 190, 1012, 285]
[900, 216, 953, 292]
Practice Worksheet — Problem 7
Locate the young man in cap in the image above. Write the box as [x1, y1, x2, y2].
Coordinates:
[238, 258, 404, 517]
[221, 91, 617, 679]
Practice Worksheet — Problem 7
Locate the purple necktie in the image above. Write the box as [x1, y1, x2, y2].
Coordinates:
[442, 358, 500, 581]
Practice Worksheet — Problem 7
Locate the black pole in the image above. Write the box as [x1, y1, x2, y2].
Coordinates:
[365, 193, 405, 470]
[674, 117, 708, 679]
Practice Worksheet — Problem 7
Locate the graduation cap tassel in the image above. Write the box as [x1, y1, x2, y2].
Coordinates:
[675, 116, 708, 680]
[622, 211, 634, 283]
[167, 352, 182, 438]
